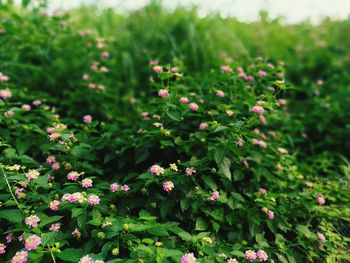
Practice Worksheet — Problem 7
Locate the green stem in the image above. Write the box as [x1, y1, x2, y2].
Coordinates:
[48, 245, 57, 263]
[0, 165, 24, 214]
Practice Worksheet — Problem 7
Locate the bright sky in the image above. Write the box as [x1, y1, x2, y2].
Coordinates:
[45, 0, 350, 23]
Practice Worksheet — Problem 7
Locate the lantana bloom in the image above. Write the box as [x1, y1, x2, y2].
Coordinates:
[24, 235, 41, 250]
[150, 165, 165, 176]
[181, 253, 197, 263]
[162, 181, 174, 192]
[11, 250, 28, 263]
[245, 250, 257, 261]
[25, 215, 40, 228]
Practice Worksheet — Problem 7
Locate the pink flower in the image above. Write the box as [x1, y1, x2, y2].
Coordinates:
[79, 255, 94, 263]
[221, 66, 232, 73]
[150, 165, 165, 176]
[0, 73, 10, 82]
[179, 97, 189, 103]
[245, 250, 257, 261]
[242, 158, 249, 169]
[32, 100, 42, 106]
[162, 181, 174, 192]
[247, 75, 255, 82]
[110, 183, 119, 192]
[267, 210, 275, 220]
[121, 184, 130, 192]
[188, 103, 199, 111]
[24, 235, 41, 250]
[0, 243, 6, 254]
[4, 110, 14, 117]
[153, 66, 163, 73]
[210, 191, 219, 200]
[238, 72, 248, 79]
[25, 170, 40, 181]
[278, 99, 287, 106]
[83, 115, 92, 123]
[50, 223, 61, 232]
[258, 70, 267, 78]
[15, 188, 25, 199]
[82, 74, 90, 81]
[81, 178, 93, 188]
[72, 228, 81, 239]
[158, 89, 169, 97]
[6, 233, 14, 243]
[251, 105, 264, 115]
[277, 147, 288, 154]
[46, 155, 56, 163]
[171, 67, 178, 73]
[181, 253, 197, 263]
[257, 250, 268, 262]
[21, 104, 31, 111]
[317, 232, 326, 242]
[199, 122, 208, 130]
[25, 215, 40, 228]
[97, 84, 105, 91]
[49, 200, 60, 211]
[258, 188, 267, 195]
[11, 250, 28, 263]
[185, 167, 196, 176]
[259, 115, 267, 125]
[51, 162, 60, 170]
[317, 195, 325, 205]
[88, 195, 100, 205]
[101, 51, 110, 58]
[216, 90, 225, 97]
[67, 171, 82, 181]
[252, 138, 267, 148]
[150, 60, 158, 66]
[236, 138, 244, 147]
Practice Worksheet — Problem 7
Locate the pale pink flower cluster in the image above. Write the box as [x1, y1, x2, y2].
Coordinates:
[87, 195, 100, 205]
[141, 112, 150, 120]
[100, 51, 110, 58]
[67, 171, 83, 181]
[210, 191, 220, 200]
[0, 89, 12, 99]
[0, 243, 6, 254]
[181, 253, 197, 263]
[79, 255, 94, 263]
[216, 90, 225, 97]
[4, 110, 14, 117]
[185, 167, 196, 176]
[24, 235, 41, 250]
[199, 122, 208, 130]
[220, 66, 232, 73]
[258, 70, 267, 77]
[25, 169, 40, 181]
[51, 162, 60, 170]
[62, 192, 85, 203]
[256, 250, 268, 261]
[261, 207, 275, 220]
[236, 138, 244, 147]
[25, 215, 40, 228]
[50, 223, 61, 231]
[277, 99, 287, 106]
[82, 178, 93, 188]
[188, 102, 199, 111]
[179, 97, 189, 103]
[21, 104, 31, 111]
[46, 155, 56, 163]
[11, 250, 28, 263]
[0, 72, 10, 82]
[15, 188, 25, 199]
[49, 200, 60, 211]
[258, 188, 267, 195]
[251, 106, 264, 115]
[252, 138, 267, 148]
[317, 195, 325, 205]
[226, 258, 238, 263]
[83, 115, 92, 123]
[158, 89, 169, 97]
[121, 184, 130, 192]
[72, 228, 81, 239]
[88, 83, 105, 90]
[47, 124, 66, 141]
[6, 233, 14, 243]
[110, 183, 119, 192]
[277, 147, 288, 154]
[245, 250, 257, 261]
[150, 165, 165, 176]
[317, 232, 326, 242]
[162, 181, 174, 192]
[153, 66, 163, 73]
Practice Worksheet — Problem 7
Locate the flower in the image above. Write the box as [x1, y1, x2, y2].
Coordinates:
[110, 183, 119, 192]
[25, 215, 40, 228]
[317, 232, 326, 242]
[72, 228, 81, 239]
[121, 184, 130, 192]
[278, 99, 287, 106]
[24, 235, 41, 250]
[50, 223, 61, 231]
[267, 210, 275, 220]
[15, 188, 25, 199]
[6, 233, 14, 243]
[11, 250, 28, 263]
[277, 147, 288, 154]
[221, 66, 232, 73]
[0, 243, 6, 254]
[83, 115, 92, 123]
[88, 195, 100, 205]
[258, 188, 267, 195]
[162, 181, 174, 192]
[67, 171, 82, 181]
[181, 253, 197, 263]
[81, 178, 93, 188]
[32, 100, 42, 106]
[51, 162, 60, 170]
[256, 250, 268, 262]
[100, 51, 110, 58]
[82, 74, 90, 81]
[0, 73, 10, 82]
[251, 105, 264, 115]
[236, 138, 244, 147]
[158, 89, 169, 97]
[185, 167, 196, 176]
[227, 259, 238, 263]
[49, 200, 60, 211]
[79, 255, 94, 263]
[226, 110, 234, 116]
[170, 67, 178, 73]
[199, 122, 208, 130]
[245, 250, 257, 262]
[150, 165, 165, 176]
[25, 169, 40, 181]
[153, 66, 163, 73]
[188, 102, 199, 111]
[4, 110, 14, 117]
[216, 90, 225, 97]
[179, 97, 189, 103]
[258, 70, 267, 77]
[21, 104, 31, 111]
[169, 163, 178, 171]
[317, 195, 325, 205]
[210, 191, 220, 200]
[46, 155, 56, 163]
[0, 89, 12, 99]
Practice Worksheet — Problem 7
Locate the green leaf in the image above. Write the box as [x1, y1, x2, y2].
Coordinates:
[57, 248, 83, 262]
[202, 176, 217, 191]
[41, 231, 58, 246]
[212, 126, 228, 133]
[195, 217, 208, 231]
[0, 209, 24, 224]
[296, 225, 313, 239]
[39, 216, 63, 228]
[3, 148, 16, 158]
[214, 148, 226, 165]
[218, 157, 231, 181]
[160, 200, 176, 219]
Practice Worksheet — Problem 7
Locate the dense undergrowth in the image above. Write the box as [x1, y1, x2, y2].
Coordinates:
[0, 1, 349, 262]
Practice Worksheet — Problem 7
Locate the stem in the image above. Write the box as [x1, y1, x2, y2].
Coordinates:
[0, 165, 24, 213]
[48, 245, 57, 263]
